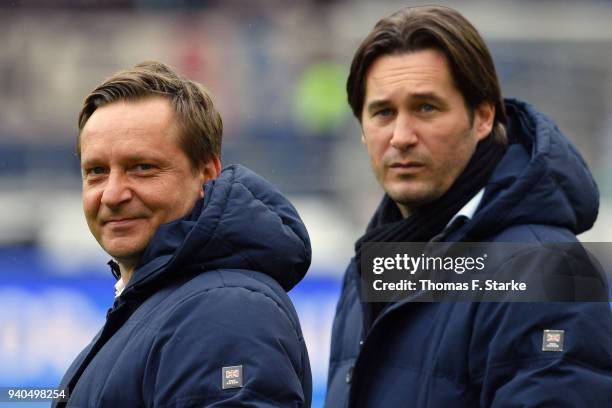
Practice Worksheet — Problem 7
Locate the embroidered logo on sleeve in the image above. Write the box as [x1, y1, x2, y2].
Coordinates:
[222, 365, 243, 389]
[542, 329, 565, 352]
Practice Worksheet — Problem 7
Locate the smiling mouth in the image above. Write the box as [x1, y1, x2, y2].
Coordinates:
[104, 218, 141, 227]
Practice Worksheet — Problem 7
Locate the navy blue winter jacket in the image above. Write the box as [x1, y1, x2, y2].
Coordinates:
[54, 165, 312, 407]
[325, 99, 612, 407]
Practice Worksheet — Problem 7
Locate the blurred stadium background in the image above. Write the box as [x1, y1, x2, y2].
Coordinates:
[1, 0, 611, 407]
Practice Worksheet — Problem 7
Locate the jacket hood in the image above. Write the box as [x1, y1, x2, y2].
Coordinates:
[467, 99, 599, 239]
[122, 165, 311, 293]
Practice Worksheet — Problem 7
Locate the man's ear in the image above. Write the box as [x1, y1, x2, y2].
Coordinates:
[474, 101, 495, 141]
[198, 157, 221, 198]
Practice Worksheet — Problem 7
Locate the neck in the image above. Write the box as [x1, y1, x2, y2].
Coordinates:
[117, 261, 137, 286]
[396, 203, 412, 218]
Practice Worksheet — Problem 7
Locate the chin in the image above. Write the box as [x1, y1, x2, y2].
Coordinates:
[386, 183, 438, 208]
[101, 239, 147, 263]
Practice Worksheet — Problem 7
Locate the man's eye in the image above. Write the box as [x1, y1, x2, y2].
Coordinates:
[136, 163, 154, 171]
[375, 108, 394, 117]
[89, 167, 106, 175]
[419, 103, 436, 113]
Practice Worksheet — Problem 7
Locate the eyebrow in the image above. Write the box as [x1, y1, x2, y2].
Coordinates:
[365, 100, 391, 115]
[80, 158, 101, 169]
[411, 92, 448, 106]
[80, 153, 162, 169]
[365, 92, 448, 114]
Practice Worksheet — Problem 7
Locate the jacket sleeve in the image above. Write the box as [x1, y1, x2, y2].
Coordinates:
[470, 249, 612, 407]
[142, 285, 310, 408]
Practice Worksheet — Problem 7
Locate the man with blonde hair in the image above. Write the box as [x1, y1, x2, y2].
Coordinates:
[54, 61, 312, 407]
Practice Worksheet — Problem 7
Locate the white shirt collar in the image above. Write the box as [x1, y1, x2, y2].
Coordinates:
[446, 188, 485, 227]
[114, 278, 126, 298]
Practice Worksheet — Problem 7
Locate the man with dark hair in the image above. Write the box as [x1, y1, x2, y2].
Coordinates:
[54, 61, 312, 407]
[326, 6, 612, 407]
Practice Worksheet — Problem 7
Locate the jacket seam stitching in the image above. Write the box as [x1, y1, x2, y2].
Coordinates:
[157, 385, 296, 408]
[471, 354, 608, 381]
[149, 283, 305, 382]
[234, 180, 308, 265]
[159, 283, 301, 343]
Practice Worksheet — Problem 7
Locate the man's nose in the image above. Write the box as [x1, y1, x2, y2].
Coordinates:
[100, 171, 132, 208]
[390, 113, 418, 151]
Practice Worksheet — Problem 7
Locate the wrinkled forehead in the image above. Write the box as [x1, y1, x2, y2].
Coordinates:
[79, 98, 184, 163]
[78, 96, 178, 151]
[82, 98, 175, 134]
[362, 50, 459, 113]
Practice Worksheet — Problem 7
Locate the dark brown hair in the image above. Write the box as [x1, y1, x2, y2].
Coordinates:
[77, 61, 223, 168]
[347, 5, 507, 144]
